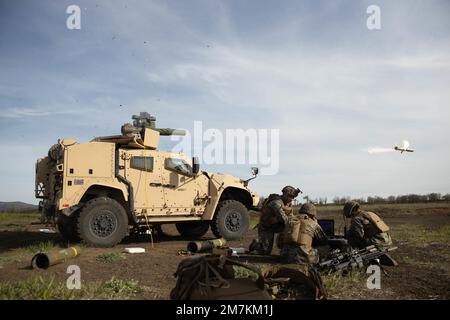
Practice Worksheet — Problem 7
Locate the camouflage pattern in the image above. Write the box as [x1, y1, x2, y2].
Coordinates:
[260, 196, 290, 229]
[281, 203, 294, 216]
[254, 224, 276, 255]
[346, 211, 393, 249]
[280, 210, 326, 265]
[343, 200, 360, 218]
[281, 186, 301, 198]
[297, 214, 327, 247]
[299, 203, 317, 218]
[262, 263, 327, 300]
[280, 244, 319, 265]
[250, 193, 294, 255]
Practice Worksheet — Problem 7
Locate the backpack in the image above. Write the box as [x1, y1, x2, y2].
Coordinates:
[170, 255, 326, 300]
[362, 211, 390, 233]
[261, 194, 282, 208]
[170, 255, 272, 300]
[276, 215, 302, 249]
[263, 264, 327, 300]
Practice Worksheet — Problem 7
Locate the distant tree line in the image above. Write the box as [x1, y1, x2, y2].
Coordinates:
[327, 193, 450, 205]
[258, 192, 450, 207]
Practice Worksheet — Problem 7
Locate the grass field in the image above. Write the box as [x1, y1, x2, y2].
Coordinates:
[0, 212, 40, 232]
[0, 276, 144, 300]
[314, 202, 450, 216]
[0, 203, 449, 300]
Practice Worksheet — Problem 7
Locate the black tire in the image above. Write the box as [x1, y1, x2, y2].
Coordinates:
[176, 222, 210, 239]
[56, 212, 81, 243]
[211, 200, 249, 240]
[77, 197, 128, 247]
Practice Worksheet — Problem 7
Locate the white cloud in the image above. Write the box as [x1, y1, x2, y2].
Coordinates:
[388, 54, 450, 70]
[0, 0, 449, 202]
[0, 107, 79, 118]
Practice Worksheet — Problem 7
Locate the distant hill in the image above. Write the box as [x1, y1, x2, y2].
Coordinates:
[0, 201, 38, 212]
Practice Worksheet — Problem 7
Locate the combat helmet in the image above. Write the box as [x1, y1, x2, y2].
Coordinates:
[343, 201, 360, 218]
[281, 186, 301, 198]
[299, 203, 317, 218]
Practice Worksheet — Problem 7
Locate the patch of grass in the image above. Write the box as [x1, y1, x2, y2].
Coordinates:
[0, 240, 64, 268]
[399, 254, 450, 275]
[0, 212, 40, 232]
[314, 202, 450, 218]
[26, 240, 57, 254]
[0, 276, 144, 300]
[391, 224, 450, 274]
[100, 277, 143, 296]
[0, 212, 40, 222]
[391, 224, 450, 244]
[96, 252, 125, 263]
[232, 266, 260, 281]
[0, 256, 15, 268]
[0, 249, 28, 268]
[249, 216, 259, 230]
[321, 271, 368, 298]
[0, 276, 79, 300]
[316, 202, 450, 211]
[0, 223, 28, 232]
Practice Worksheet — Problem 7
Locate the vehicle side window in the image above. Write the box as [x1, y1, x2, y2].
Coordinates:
[165, 158, 192, 176]
[130, 156, 154, 172]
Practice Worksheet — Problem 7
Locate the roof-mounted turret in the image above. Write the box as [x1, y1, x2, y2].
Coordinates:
[125, 112, 186, 136]
[92, 112, 186, 149]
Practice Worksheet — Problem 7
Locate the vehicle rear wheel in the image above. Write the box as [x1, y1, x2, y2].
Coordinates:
[176, 221, 210, 239]
[211, 200, 249, 240]
[77, 197, 128, 247]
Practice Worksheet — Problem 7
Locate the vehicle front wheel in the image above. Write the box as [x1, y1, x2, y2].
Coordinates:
[211, 200, 249, 240]
[77, 197, 128, 247]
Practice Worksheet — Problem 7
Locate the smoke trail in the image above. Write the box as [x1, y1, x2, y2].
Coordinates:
[367, 147, 395, 154]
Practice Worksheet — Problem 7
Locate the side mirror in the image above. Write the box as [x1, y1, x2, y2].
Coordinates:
[243, 167, 259, 187]
[192, 157, 200, 175]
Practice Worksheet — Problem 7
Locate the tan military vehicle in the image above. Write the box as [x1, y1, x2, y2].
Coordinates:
[35, 112, 259, 247]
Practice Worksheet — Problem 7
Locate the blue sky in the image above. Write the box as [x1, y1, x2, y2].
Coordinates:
[0, 0, 449, 204]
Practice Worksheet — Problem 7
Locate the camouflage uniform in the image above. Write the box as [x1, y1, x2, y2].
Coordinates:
[249, 186, 300, 255]
[344, 201, 393, 249]
[280, 203, 327, 265]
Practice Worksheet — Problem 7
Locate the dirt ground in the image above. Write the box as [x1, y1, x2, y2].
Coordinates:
[0, 204, 449, 300]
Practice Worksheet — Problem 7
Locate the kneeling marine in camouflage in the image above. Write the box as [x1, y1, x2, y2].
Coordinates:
[249, 186, 301, 255]
[279, 203, 327, 265]
[343, 201, 393, 249]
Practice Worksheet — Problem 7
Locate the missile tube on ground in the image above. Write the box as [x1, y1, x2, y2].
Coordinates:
[31, 246, 81, 269]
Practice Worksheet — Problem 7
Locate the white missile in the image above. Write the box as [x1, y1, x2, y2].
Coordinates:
[394, 140, 414, 153]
